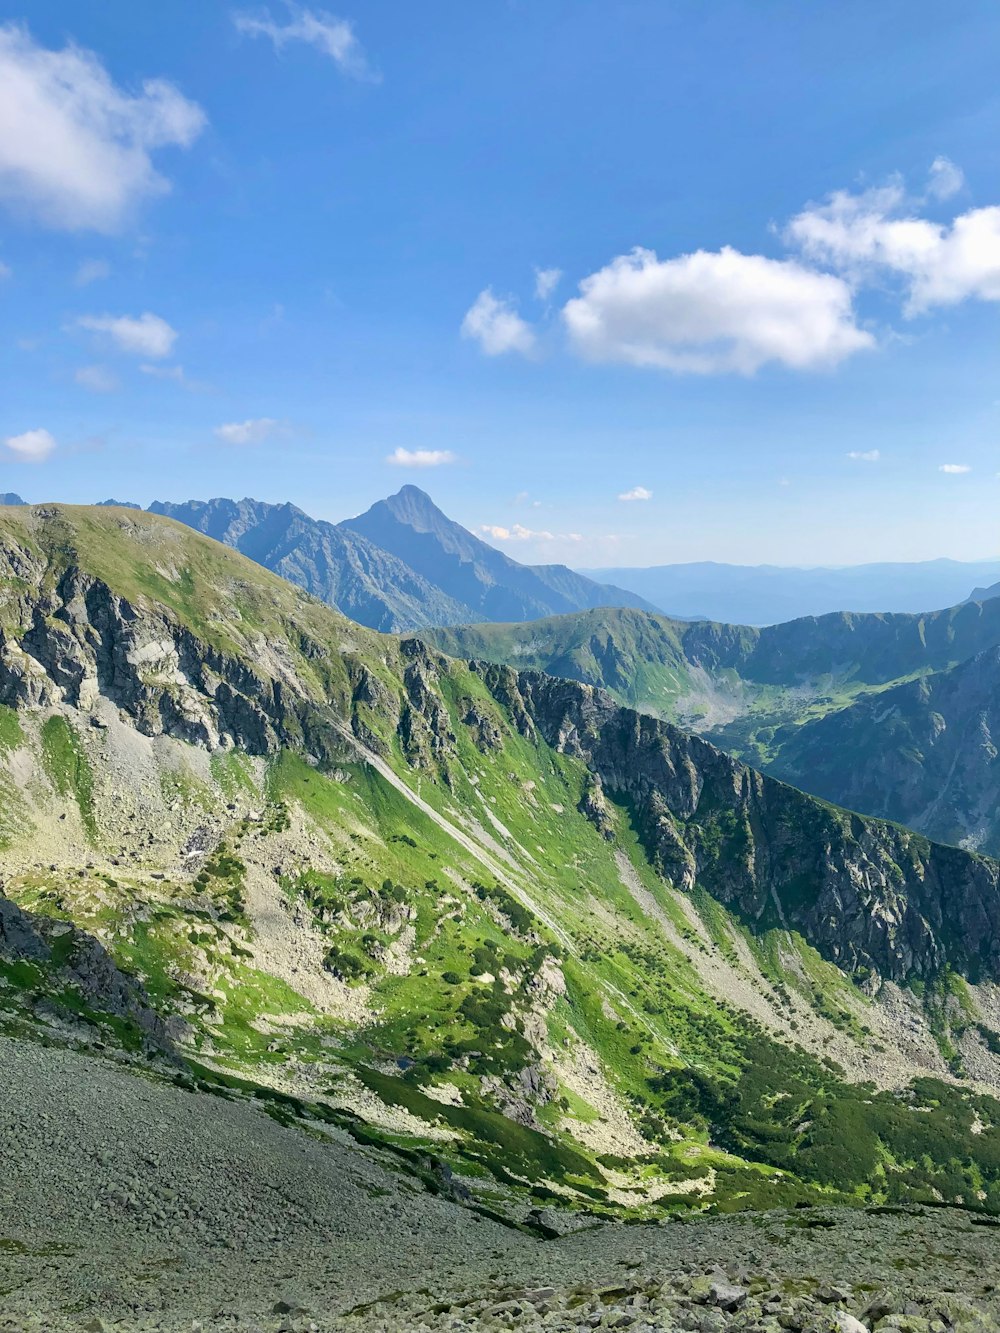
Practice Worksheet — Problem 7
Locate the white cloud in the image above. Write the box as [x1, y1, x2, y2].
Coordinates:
[847, 449, 880, 461]
[939, 463, 971, 473]
[386, 447, 456, 468]
[140, 362, 185, 381]
[927, 156, 964, 201]
[233, 6, 374, 79]
[618, 485, 652, 501]
[77, 311, 176, 358]
[461, 288, 536, 357]
[534, 266, 562, 301]
[0, 23, 205, 232]
[214, 417, 284, 445]
[786, 182, 1000, 314]
[562, 246, 872, 374]
[481, 523, 582, 543]
[74, 363, 119, 393]
[4, 427, 54, 461]
[74, 258, 110, 286]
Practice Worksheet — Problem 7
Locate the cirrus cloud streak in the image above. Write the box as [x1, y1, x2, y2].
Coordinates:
[481, 523, 582, 543]
[233, 7, 375, 80]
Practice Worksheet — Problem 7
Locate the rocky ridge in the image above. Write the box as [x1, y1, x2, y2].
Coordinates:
[474, 665, 1000, 986]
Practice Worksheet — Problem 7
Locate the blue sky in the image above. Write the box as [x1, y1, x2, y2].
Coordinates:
[1, 1, 1000, 566]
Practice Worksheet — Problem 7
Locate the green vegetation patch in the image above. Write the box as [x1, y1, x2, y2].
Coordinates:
[40, 715, 96, 838]
[357, 1066, 604, 1190]
[0, 705, 23, 752]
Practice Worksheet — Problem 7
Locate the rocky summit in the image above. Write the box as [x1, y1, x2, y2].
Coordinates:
[5, 505, 1000, 1328]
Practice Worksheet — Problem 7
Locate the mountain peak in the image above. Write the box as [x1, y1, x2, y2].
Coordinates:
[379, 484, 447, 531]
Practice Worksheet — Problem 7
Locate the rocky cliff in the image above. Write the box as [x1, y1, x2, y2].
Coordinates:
[475, 664, 1000, 986]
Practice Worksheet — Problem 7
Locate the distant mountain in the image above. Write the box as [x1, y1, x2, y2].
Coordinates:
[968, 580, 1000, 603]
[580, 558, 1000, 625]
[148, 496, 472, 633]
[0, 493, 25, 506]
[96, 498, 141, 509]
[149, 488, 656, 632]
[341, 485, 658, 623]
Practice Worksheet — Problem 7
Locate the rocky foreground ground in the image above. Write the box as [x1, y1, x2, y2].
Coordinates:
[2, 1036, 1000, 1333]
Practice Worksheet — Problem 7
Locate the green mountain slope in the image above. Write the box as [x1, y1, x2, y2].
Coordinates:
[426, 600, 1000, 852]
[6, 505, 1000, 1221]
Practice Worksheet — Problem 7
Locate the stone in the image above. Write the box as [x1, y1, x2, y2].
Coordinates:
[272, 1298, 310, 1316]
[833, 1315, 871, 1333]
[816, 1286, 849, 1306]
[710, 1282, 748, 1312]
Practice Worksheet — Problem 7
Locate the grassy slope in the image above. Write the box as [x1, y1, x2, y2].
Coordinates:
[423, 603, 1000, 819]
[3, 507, 1000, 1219]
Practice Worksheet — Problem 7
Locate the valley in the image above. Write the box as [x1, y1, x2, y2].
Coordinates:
[426, 597, 1000, 857]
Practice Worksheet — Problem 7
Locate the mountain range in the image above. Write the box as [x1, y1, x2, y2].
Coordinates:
[7, 486, 1000, 858]
[14, 487, 1000, 629]
[580, 557, 1000, 624]
[147, 487, 658, 631]
[6, 503, 1000, 1232]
